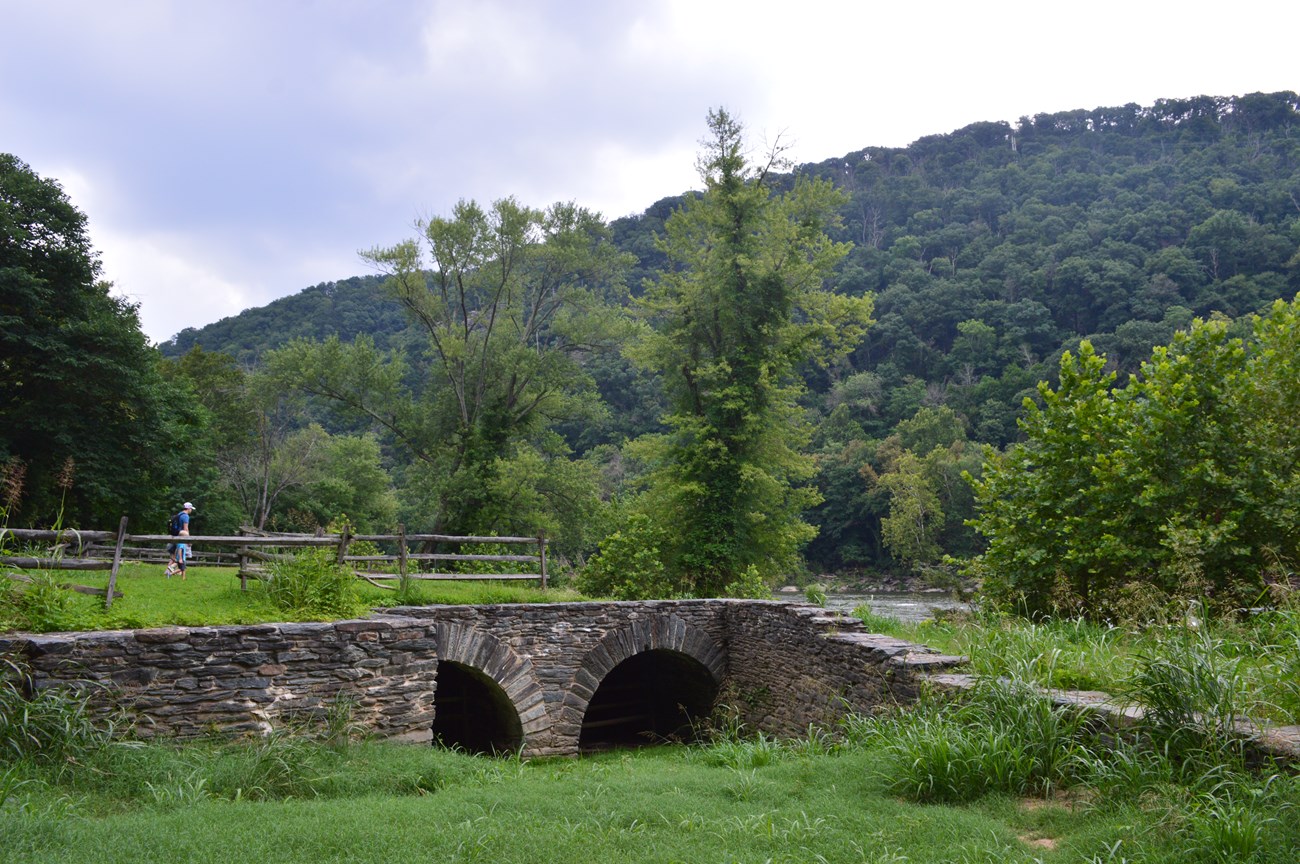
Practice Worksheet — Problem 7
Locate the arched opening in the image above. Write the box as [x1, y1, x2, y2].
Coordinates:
[431, 661, 523, 755]
[579, 649, 718, 752]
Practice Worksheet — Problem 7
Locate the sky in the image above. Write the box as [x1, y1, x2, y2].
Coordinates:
[3, 1, 1297, 344]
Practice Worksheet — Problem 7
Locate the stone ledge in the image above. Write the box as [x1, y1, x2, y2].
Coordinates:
[920, 671, 1300, 766]
[889, 652, 968, 670]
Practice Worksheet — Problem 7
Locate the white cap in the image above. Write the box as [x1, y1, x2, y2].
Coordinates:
[182, 502, 195, 510]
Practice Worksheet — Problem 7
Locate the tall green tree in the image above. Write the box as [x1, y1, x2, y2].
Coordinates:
[629, 109, 873, 594]
[1, 154, 187, 527]
[269, 199, 631, 543]
[867, 407, 986, 571]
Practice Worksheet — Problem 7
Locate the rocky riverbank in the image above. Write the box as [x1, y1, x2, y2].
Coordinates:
[779, 570, 976, 597]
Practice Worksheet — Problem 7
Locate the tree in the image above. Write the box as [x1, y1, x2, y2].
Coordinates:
[1, 154, 188, 527]
[268, 430, 399, 533]
[877, 450, 943, 566]
[269, 199, 631, 541]
[630, 109, 873, 594]
[159, 346, 257, 534]
[966, 297, 1300, 619]
[862, 407, 986, 572]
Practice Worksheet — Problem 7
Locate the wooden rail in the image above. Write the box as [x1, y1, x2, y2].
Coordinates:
[1, 520, 550, 608]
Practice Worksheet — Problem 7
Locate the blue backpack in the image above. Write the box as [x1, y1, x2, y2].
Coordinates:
[168, 513, 183, 536]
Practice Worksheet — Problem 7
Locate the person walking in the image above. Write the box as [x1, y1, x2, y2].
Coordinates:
[165, 502, 195, 579]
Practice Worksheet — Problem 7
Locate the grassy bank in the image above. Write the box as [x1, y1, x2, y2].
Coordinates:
[3, 581, 1299, 861]
[854, 604, 1300, 726]
[0, 563, 584, 634]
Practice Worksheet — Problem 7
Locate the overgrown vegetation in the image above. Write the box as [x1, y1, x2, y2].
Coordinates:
[263, 548, 362, 617]
[864, 603, 1300, 726]
[0, 655, 116, 768]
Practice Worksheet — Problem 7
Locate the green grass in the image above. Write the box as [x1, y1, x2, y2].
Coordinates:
[860, 606, 1300, 726]
[3, 725, 1297, 864]
[5, 593, 1300, 862]
[0, 563, 586, 633]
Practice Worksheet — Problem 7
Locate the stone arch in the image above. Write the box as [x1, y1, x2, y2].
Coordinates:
[433, 623, 548, 748]
[560, 614, 725, 748]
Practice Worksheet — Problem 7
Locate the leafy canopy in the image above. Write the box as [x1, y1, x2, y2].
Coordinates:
[269, 198, 631, 544]
[967, 295, 1300, 619]
[1, 153, 190, 527]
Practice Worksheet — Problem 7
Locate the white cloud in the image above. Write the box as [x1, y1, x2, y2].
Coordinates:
[95, 230, 254, 342]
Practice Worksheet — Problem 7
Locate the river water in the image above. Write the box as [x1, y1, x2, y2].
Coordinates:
[779, 591, 967, 624]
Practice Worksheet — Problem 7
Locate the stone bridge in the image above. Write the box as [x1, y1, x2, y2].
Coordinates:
[1, 600, 964, 757]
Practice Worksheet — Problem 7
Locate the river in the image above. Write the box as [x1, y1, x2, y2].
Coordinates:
[778, 591, 968, 624]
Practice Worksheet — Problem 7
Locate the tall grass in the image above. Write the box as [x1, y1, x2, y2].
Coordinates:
[0, 655, 116, 769]
[843, 673, 1095, 803]
[876, 605, 1300, 727]
[1120, 618, 1265, 769]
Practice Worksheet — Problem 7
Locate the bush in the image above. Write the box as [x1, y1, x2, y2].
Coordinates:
[967, 300, 1300, 620]
[722, 565, 773, 600]
[264, 549, 361, 617]
[578, 513, 677, 600]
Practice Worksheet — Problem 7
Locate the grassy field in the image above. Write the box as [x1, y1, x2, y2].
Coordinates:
[0, 562, 585, 633]
[4, 710, 1298, 864]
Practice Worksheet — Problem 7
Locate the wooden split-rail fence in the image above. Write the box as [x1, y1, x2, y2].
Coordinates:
[0, 521, 549, 610]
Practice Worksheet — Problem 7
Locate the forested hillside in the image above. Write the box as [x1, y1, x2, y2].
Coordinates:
[156, 92, 1300, 577]
[160, 274, 412, 364]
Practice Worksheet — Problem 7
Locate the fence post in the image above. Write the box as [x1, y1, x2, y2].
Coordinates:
[104, 516, 128, 610]
[336, 524, 352, 566]
[538, 533, 548, 591]
[398, 523, 409, 595]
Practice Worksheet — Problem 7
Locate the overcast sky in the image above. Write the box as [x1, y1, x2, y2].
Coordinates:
[4, 1, 1296, 344]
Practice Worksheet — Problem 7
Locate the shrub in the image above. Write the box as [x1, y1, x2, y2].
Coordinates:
[578, 513, 676, 600]
[722, 565, 772, 600]
[264, 549, 361, 617]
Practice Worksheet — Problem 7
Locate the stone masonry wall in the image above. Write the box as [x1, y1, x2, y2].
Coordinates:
[3, 617, 439, 742]
[723, 601, 965, 736]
